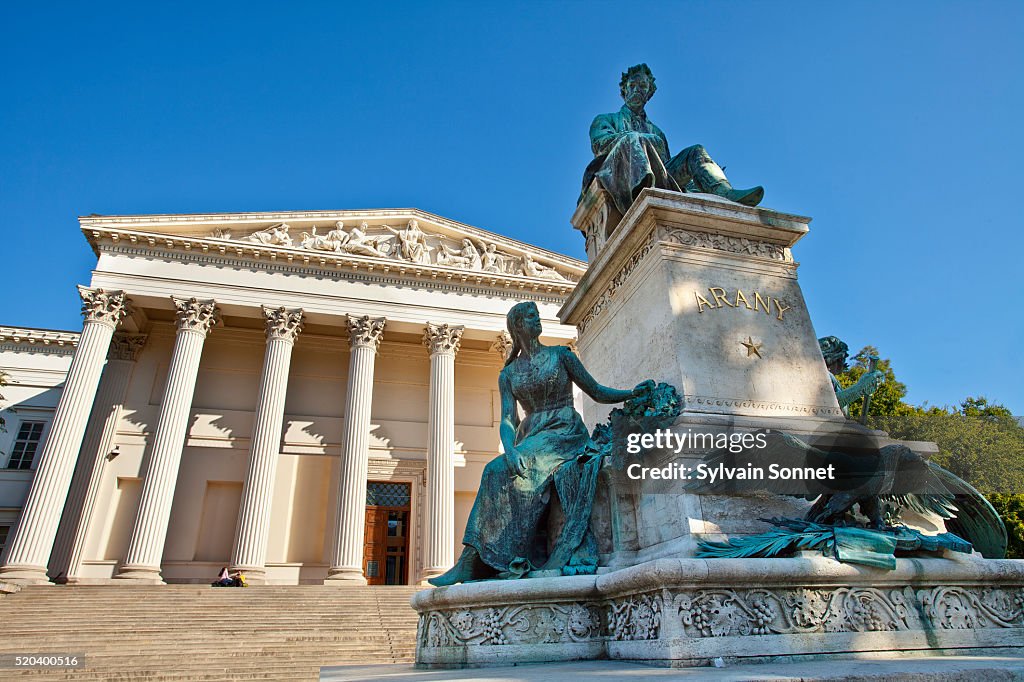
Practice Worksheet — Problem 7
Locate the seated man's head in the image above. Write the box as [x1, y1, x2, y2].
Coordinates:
[620, 63, 656, 110]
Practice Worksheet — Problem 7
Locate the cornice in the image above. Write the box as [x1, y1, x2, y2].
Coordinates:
[86, 228, 577, 302]
[79, 207, 587, 272]
[0, 327, 80, 354]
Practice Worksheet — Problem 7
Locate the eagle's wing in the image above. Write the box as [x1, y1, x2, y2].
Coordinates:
[925, 463, 1007, 559]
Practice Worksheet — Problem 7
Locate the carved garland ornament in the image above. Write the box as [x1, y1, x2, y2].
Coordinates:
[662, 227, 790, 262]
[609, 593, 662, 640]
[420, 603, 603, 648]
[577, 234, 655, 335]
[423, 323, 464, 356]
[417, 584, 1024, 649]
[172, 297, 220, 335]
[347, 315, 386, 350]
[263, 306, 304, 342]
[78, 286, 130, 328]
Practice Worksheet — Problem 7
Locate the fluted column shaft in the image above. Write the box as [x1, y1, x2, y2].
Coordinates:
[229, 307, 303, 584]
[115, 297, 218, 583]
[421, 323, 464, 583]
[0, 287, 129, 585]
[49, 333, 147, 582]
[326, 315, 385, 584]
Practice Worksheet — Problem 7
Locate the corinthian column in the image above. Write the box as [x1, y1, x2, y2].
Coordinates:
[420, 322, 464, 583]
[115, 297, 219, 583]
[50, 333, 148, 583]
[490, 330, 513, 362]
[325, 315, 385, 584]
[229, 306, 303, 585]
[0, 287, 129, 585]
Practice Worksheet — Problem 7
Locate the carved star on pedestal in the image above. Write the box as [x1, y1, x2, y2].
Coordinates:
[741, 336, 763, 358]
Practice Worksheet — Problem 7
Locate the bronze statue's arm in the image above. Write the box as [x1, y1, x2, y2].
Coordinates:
[589, 115, 622, 157]
[831, 373, 885, 410]
[563, 348, 635, 404]
[498, 370, 525, 476]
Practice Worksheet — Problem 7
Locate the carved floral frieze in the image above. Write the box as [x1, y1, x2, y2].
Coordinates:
[577, 234, 655, 335]
[609, 593, 662, 640]
[417, 583, 1024, 650]
[420, 603, 603, 648]
[662, 227, 790, 262]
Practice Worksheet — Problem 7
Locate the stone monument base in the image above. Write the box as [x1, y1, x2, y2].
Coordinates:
[413, 555, 1024, 668]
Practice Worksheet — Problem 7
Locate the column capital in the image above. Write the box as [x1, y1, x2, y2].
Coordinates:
[171, 297, 220, 335]
[423, 323, 464, 356]
[490, 330, 513, 361]
[108, 333, 148, 362]
[263, 306, 304, 343]
[78, 286, 130, 328]
[347, 315, 385, 351]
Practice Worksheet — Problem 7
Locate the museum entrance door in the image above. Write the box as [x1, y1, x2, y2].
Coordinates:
[363, 481, 411, 585]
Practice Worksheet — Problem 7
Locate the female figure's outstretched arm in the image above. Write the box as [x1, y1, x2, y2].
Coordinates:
[562, 348, 644, 404]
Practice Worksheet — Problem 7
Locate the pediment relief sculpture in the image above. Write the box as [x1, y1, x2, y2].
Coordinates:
[208, 218, 577, 282]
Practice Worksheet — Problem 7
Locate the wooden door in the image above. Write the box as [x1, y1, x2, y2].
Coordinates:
[363, 482, 411, 585]
[363, 507, 410, 585]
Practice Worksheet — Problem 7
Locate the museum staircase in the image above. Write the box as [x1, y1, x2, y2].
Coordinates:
[0, 584, 421, 681]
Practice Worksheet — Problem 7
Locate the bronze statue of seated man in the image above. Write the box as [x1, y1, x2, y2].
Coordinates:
[581, 63, 764, 215]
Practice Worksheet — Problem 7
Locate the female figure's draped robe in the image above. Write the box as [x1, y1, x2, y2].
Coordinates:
[461, 346, 601, 575]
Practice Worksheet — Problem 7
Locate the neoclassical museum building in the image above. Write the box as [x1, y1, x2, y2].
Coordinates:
[0, 209, 583, 585]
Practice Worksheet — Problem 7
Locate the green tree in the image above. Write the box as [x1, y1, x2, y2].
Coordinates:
[989, 494, 1024, 559]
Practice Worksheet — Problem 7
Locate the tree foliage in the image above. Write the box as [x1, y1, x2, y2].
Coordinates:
[834, 346, 1024, 557]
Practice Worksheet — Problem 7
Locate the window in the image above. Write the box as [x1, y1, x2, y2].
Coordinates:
[366, 482, 411, 507]
[0, 526, 9, 557]
[7, 421, 44, 470]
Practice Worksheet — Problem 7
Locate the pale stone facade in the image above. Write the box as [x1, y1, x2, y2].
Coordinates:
[0, 209, 584, 585]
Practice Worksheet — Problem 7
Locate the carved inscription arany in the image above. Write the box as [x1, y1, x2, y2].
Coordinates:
[694, 286, 791, 321]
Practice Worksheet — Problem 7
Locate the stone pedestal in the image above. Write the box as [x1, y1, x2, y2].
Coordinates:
[563, 188, 842, 426]
[561, 189, 885, 564]
[414, 556, 1024, 667]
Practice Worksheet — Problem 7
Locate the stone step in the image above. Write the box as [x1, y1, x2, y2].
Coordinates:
[0, 584, 420, 680]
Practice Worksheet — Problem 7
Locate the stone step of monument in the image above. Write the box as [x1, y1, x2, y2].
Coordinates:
[0, 584, 419, 680]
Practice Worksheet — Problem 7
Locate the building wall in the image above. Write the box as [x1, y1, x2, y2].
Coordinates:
[71, 322, 502, 583]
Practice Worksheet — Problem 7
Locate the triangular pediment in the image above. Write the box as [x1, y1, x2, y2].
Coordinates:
[80, 208, 585, 289]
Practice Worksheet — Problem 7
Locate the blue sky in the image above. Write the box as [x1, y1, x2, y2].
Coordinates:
[1, 2, 1021, 412]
